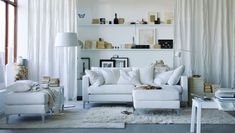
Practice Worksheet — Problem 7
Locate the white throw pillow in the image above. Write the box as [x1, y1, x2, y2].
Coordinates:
[100, 69, 120, 84]
[117, 69, 141, 86]
[6, 82, 32, 92]
[154, 70, 174, 85]
[85, 70, 104, 86]
[138, 66, 154, 85]
[167, 65, 185, 85]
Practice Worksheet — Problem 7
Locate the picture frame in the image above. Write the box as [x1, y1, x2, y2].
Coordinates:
[137, 28, 156, 46]
[100, 59, 115, 68]
[111, 57, 129, 67]
[80, 57, 91, 77]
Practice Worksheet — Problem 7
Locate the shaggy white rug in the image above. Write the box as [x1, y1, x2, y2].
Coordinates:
[1, 105, 235, 129]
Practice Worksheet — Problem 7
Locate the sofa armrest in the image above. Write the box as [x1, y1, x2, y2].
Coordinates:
[82, 75, 90, 102]
[180, 76, 188, 102]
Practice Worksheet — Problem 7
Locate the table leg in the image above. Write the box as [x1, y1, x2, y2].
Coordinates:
[196, 104, 202, 133]
[190, 101, 196, 133]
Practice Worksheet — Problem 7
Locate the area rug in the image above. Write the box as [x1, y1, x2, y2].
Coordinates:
[1, 105, 235, 129]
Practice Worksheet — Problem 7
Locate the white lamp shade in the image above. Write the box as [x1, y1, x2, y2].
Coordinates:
[55, 32, 78, 47]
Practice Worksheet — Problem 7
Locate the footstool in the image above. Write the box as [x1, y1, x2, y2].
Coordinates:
[4, 86, 64, 123]
[132, 85, 181, 113]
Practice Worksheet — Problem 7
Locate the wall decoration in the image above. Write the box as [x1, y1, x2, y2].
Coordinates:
[80, 57, 91, 79]
[111, 57, 129, 67]
[158, 40, 173, 49]
[100, 60, 115, 68]
[77, 8, 91, 24]
[137, 28, 156, 46]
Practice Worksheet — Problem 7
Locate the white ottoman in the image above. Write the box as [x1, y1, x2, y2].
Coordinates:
[4, 92, 49, 123]
[132, 85, 181, 112]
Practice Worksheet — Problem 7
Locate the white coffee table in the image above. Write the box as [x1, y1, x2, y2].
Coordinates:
[190, 98, 217, 133]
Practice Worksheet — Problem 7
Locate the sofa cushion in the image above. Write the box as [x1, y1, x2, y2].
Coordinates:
[154, 70, 174, 85]
[88, 84, 135, 94]
[91, 67, 132, 85]
[85, 70, 104, 86]
[133, 85, 182, 101]
[168, 65, 185, 85]
[117, 69, 141, 86]
[5, 92, 48, 105]
[138, 66, 154, 85]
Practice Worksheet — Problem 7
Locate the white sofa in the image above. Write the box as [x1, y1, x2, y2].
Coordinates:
[82, 66, 188, 109]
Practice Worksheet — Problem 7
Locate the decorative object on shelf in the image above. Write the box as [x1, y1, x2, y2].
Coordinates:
[164, 12, 173, 24]
[125, 43, 133, 49]
[148, 12, 158, 23]
[138, 28, 156, 46]
[49, 78, 60, 87]
[84, 40, 93, 49]
[118, 18, 125, 24]
[138, 18, 148, 24]
[131, 45, 150, 49]
[111, 57, 129, 67]
[158, 39, 173, 49]
[154, 18, 161, 24]
[113, 13, 119, 24]
[153, 43, 161, 49]
[104, 42, 113, 49]
[109, 21, 112, 24]
[100, 18, 106, 24]
[80, 57, 91, 79]
[100, 59, 115, 67]
[96, 38, 105, 49]
[92, 18, 100, 24]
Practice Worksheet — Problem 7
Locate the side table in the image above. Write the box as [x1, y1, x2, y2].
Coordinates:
[50, 86, 64, 112]
[190, 98, 217, 133]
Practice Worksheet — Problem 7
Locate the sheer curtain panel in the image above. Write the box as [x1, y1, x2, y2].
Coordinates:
[28, 0, 78, 100]
[175, 0, 235, 88]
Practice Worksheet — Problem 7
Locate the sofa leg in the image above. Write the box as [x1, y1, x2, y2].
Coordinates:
[176, 109, 180, 115]
[41, 115, 45, 123]
[83, 102, 86, 109]
[6, 115, 9, 124]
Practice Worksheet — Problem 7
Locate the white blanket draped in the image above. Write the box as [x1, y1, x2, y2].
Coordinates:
[175, 0, 235, 87]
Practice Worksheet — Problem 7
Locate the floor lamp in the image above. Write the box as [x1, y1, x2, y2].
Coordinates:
[55, 32, 79, 108]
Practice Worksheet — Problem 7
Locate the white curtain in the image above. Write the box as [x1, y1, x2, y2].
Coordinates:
[175, 0, 235, 88]
[0, 53, 5, 89]
[28, 0, 78, 100]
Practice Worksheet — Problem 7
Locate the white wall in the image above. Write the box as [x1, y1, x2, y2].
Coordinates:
[81, 49, 174, 68]
[78, 0, 174, 23]
[78, 0, 174, 47]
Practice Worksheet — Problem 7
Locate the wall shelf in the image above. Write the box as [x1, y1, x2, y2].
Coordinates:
[78, 24, 173, 28]
[81, 48, 174, 51]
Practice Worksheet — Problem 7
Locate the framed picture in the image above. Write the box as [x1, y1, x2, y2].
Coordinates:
[137, 28, 156, 46]
[100, 60, 115, 68]
[80, 57, 91, 77]
[111, 57, 129, 67]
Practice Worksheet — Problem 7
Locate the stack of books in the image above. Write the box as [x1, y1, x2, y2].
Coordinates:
[42, 76, 50, 84]
[49, 78, 60, 87]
